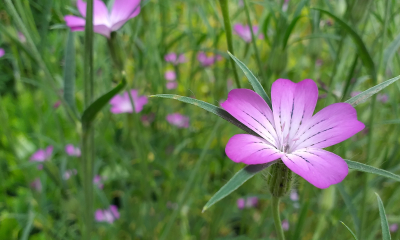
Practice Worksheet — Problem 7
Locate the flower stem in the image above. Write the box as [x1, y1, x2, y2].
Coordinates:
[272, 197, 285, 240]
[218, 0, 241, 88]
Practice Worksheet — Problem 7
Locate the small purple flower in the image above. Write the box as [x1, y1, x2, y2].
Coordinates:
[18, 32, 26, 43]
[166, 113, 189, 128]
[377, 93, 389, 103]
[165, 70, 176, 81]
[290, 190, 299, 201]
[237, 197, 258, 209]
[390, 224, 398, 233]
[30, 146, 53, 162]
[0, 48, 5, 58]
[63, 169, 78, 180]
[65, 144, 81, 157]
[222, 79, 365, 188]
[237, 198, 245, 209]
[166, 81, 178, 90]
[109, 89, 148, 114]
[95, 205, 120, 223]
[53, 100, 61, 109]
[197, 52, 222, 67]
[282, 220, 289, 231]
[233, 23, 263, 43]
[164, 53, 186, 65]
[64, 0, 141, 38]
[93, 175, 104, 189]
[30, 178, 42, 192]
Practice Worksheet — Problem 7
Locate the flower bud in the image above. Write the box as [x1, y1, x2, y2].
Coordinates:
[266, 161, 293, 198]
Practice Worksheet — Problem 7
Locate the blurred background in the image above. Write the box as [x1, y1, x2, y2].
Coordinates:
[0, 0, 400, 239]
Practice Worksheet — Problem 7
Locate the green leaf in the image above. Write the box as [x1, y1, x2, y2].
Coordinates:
[337, 183, 360, 236]
[312, 8, 376, 80]
[345, 75, 400, 107]
[340, 221, 359, 240]
[383, 32, 400, 69]
[227, 52, 272, 108]
[282, 16, 303, 50]
[345, 159, 400, 182]
[81, 79, 126, 125]
[150, 94, 258, 136]
[202, 162, 276, 212]
[375, 193, 391, 240]
[63, 31, 76, 111]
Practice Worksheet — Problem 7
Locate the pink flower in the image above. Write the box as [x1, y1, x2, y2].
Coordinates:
[30, 178, 42, 192]
[197, 52, 222, 67]
[95, 205, 120, 223]
[93, 175, 104, 189]
[282, 220, 289, 231]
[282, 0, 289, 12]
[390, 224, 398, 232]
[63, 169, 77, 180]
[166, 113, 189, 128]
[166, 81, 178, 89]
[233, 23, 263, 43]
[30, 146, 53, 162]
[109, 89, 148, 114]
[165, 70, 176, 81]
[53, 100, 61, 109]
[221, 79, 365, 189]
[65, 144, 81, 157]
[64, 0, 141, 38]
[18, 32, 26, 43]
[377, 93, 389, 103]
[0, 48, 4, 58]
[237, 197, 258, 209]
[164, 53, 186, 65]
[290, 190, 299, 201]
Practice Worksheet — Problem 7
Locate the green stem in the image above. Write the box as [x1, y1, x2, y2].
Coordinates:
[272, 197, 285, 240]
[107, 32, 124, 75]
[82, 0, 95, 238]
[219, 0, 241, 88]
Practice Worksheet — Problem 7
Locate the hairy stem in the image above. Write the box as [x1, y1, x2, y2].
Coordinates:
[272, 197, 285, 240]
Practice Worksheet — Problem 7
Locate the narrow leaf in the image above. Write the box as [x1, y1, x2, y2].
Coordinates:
[345, 159, 400, 182]
[81, 79, 126, 125]
[227, 52, 272, 107]
[345, 75, 400, 107]
[151, 94, 258, 136]
[63, 31, 76, 110]
[340, 221, 359, 240]
[337, 183, 360, 236]
[312, 8, 376, 80]
[282, 16, 303, 49]
[375, 193, 391, 240]
[383, 32, 400, 69]
[202, 162, 276, 212]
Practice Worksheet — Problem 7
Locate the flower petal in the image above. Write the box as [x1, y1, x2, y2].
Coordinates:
[95, 210, 105, 221]
[64, 15, 85, 31]
[225, 134, 283, 164]
[110, 0, 141, 31]
[130, 90, 148, 113]
[271, 79, 318, 148]
[94, 24, 111, 38]
[222, 89, 278, 147]
[292, 103, 365, 150]
[77, 0, 110, 26]
[281, 148, 348, 189]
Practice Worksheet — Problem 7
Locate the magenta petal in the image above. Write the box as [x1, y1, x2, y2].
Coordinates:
[281, 148, 348, 189]
[95, 210, 105, 222]
[293, 103, 365, 150]
[64, 15, 86, 31]
[130, 90, 148, 113]
[109, 92, 133, 114]
[271, 79, 318, 144]
[45, 146, 53, 157]
[237, 198, 245, 209]
[30, 149, 46, 162]
[221, 89, 278, 147]
[0, 48, 4, 58]
[110, 205, 120, 219]
[77, 0, 87, 17]
[225, 134, 283, 164]
[110, 0, 141, 31]
[93, 24, 111, 38]
[166, 81, 178, 89]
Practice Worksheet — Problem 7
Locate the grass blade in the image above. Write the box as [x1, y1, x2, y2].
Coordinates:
[383, 32, 400, 69]
[151, 94, 258, 136]
[63, 31, 76, 111]
[202, 162, 276, 212]
[340, 221, 359, 240]
[345, 159, 400, 182]
[375, 193, 391, 240]
[337, 183, 360, 236]
[227, 52, 272, 107]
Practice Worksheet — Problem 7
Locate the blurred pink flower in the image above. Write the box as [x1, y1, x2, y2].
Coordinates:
[350, 91, 361, 98]
[233, 23, 263, 42]
[93, 175, 104, 189]
[0, 48, 5, 58]
[64, 0, 141, 38]
[141, 113, 155, 126]
[164, 53, 186, 65]
[197, 52, 222, 67]
[18, 32, 26, 43]
[65, 144, 81, 157]
[109, 89, 148, 114]
[377, 93, 389, 103]
[166, 113, 189, 128]
[282, 0, 289, 11]
[30, 146, 53, 162]
[30, 178, 42, 192]
[166, 81, 178, 89]
[63, 169, 78, 180]
[165, 70, 176, 81]
[53, 100, 61, 109]
[95, 205, 120, 223]
[237, 196, 258, 209]
[282, 220, 289, 231]
[290, 190, 299, 201]
[390, 223, 398, 232]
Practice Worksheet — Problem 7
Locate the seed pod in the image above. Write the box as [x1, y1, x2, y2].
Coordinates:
[266, 161, 293, 198]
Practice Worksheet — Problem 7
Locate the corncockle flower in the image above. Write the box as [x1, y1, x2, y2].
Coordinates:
[290, 190, 299, 201]
[93, 175, 104, 189]
[109, 89, 148, 114]
[166, 81, 178, 90]
[390, 224, 398, 233]
[95, 205, 120, 223]
[164, 53, 186, 65]
[0, 49, 5, 58]
[30, 178, 42, 192]
[197, 52, 222, 67]
[65, 144, 81, 157]
[237, 197, 258, 209]
[167, 113, 189, 128]
[18, 32, 26, 43]
[63, 169, 78, 180]
[233, 24, 263, 43]
[64, 0, 141, 38]
[222, 79, 365, 188]
[282, 220, 289, 231]
[165, 70, 176, 81]
[30, 146, 53, 163]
